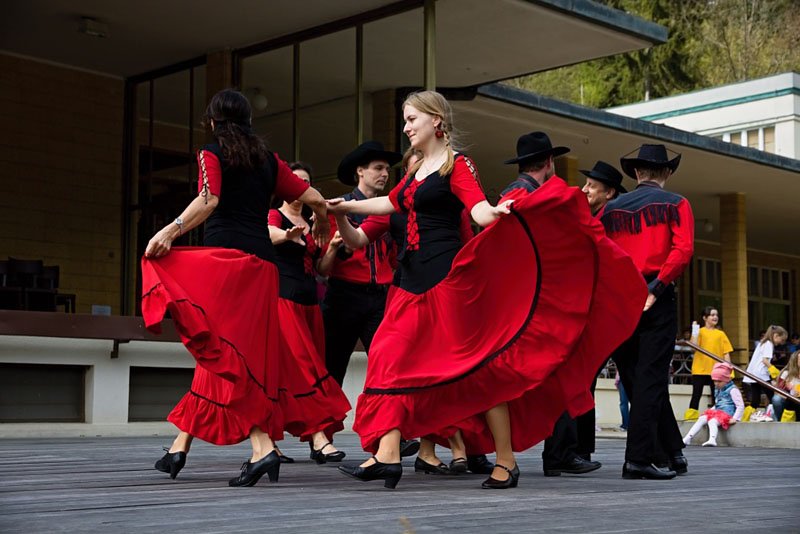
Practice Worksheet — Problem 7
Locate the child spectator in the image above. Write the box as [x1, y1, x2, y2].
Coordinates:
[684, 307, 732, 421]
[743, 325, 788, 411]
[682, 362, 743, 447]
[771, 350, 800, 422]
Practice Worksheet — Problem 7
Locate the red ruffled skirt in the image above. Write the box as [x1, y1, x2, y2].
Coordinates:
[704, 409, 733, 429]
[141, 247, 284, 445]
[276, 298, 351, 441]
[353, 179, 647, 453]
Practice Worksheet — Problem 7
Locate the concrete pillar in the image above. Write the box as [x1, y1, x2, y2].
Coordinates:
[206, 49, 233, 101]
[85, 359, 131, 423]
[720, 193, 749, 365]
[555, 156, 580, 187]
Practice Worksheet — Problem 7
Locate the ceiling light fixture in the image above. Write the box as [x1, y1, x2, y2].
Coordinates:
[78, 17, 108, 38]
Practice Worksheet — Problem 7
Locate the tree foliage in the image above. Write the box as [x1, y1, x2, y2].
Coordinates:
[508, 0, 800, 108]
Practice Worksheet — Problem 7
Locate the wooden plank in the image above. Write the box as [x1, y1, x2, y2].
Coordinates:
[0, 434, 798, 532]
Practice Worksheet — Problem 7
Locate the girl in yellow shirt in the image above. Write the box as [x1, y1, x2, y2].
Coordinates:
[685, 307, 733, 420]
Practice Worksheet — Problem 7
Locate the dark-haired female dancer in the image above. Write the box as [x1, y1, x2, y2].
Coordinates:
[142, 89, 329, 487]
[268, 162, 351, 463]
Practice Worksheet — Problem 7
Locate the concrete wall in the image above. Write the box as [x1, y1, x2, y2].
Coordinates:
[0, 53, 124, 314]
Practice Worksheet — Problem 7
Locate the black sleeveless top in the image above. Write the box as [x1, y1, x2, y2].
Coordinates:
[201, 143, 278, 262]
[389, 155, 485, 294]
[269, 209, 320, 305]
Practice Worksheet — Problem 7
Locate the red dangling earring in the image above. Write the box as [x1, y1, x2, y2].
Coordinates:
[435, 129, 444, 139]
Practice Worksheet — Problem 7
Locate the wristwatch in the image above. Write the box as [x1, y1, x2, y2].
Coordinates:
[174, 217, 184, 235]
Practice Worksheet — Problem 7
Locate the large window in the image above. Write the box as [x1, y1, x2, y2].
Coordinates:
[123, 63, 207, 314]
[696, 258, 722, 314]
[748, 265, 791, 340]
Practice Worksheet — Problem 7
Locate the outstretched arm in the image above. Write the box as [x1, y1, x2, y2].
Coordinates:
[327, 196, 395, 216]
[145, 193, 219, 258]
[335, 213, 370, 249]
[470, 199, 514, 228]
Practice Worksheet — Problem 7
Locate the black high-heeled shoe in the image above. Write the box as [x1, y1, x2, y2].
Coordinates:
[448, 457, 468, 474]
[228, 450, 281, 487]
[154, 447, 187, 480]
[414, 457, 450, 475]
[309, 442, 346, 464]
[338, 456, 403, 489]
[481, 463, 520, 489]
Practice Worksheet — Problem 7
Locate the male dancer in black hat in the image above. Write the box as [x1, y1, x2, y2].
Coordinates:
[319, 141, 401, 386]
[537, 161, 628, 476]
[319, 141, 419, 458]
[498, 132, 602, 476]
[600, 144, 694, 480]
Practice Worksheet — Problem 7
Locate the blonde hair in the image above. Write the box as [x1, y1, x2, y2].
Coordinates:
[402, 90, 460, 177]
[761, 324, 788, 344]
[784, 350, 800, 381]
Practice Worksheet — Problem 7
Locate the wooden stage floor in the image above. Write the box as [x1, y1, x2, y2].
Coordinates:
[1, 433, 798, 533]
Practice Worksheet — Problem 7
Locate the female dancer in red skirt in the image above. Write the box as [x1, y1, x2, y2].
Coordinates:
[329, 90, 646, 489]
[335, 148, 493, 476]
[268, 162, 351, 463]
[142, 89, 329, 487]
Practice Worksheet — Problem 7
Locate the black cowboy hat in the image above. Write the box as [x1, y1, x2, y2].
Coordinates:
[619, 144, 681, 179]
[579, 160, 627, 193]
[503, 131, 570, 165]
[337, 140, 402, 185]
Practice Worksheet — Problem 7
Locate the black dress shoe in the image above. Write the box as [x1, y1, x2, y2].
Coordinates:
[467, 454, 495, 475]
[400, 439, 420, 458]
[622, 461, 677, 480]
[309, 442, 346, 464]
[543, 455, 602, 477]
[415, 457, 450, 475]
[279, 454, 295, 464]
[338, 456, 403, 489]
[154, 448, 186, 480]
[228, 451, 281, 487]
[481, 463, 520, 489]
[669, 454, 688, 475]
[448, 457, 468, 474]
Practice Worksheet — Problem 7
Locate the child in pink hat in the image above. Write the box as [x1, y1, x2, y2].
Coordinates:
[682, 363, 744, 447]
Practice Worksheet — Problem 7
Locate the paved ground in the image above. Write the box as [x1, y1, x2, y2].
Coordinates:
[1, 433, 798, 533]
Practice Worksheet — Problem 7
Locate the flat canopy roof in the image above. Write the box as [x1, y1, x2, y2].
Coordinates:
[2, 0, 666, 80]
[453, 84, 800, 256]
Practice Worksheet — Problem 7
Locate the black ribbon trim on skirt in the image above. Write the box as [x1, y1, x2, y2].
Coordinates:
[363, 209, 542, 395]
[278, 373, 334, 399]
[602, 203, 680, 236]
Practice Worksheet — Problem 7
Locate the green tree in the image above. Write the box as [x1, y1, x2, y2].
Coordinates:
[509, 0, 800, 108]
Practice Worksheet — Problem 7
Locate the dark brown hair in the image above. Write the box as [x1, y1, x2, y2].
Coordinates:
[205, 89, 269, 170]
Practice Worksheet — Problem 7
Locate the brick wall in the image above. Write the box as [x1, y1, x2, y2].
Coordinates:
[0, 53, 124, 313]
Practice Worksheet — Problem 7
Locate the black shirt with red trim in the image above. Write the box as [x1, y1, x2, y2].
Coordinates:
[196, 143, 309, 262]
[387, 154, 485, 294]
[599, 181, 694, 297]
[268, 209, 320, 305]
[327, 187, 395, 285]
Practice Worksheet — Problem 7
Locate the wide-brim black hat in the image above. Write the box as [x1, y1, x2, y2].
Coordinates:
[503, 131, 570, 165]
[619, 144, 681, 179]
[337, 141, 402, 185]
[579, 160, 627, 193]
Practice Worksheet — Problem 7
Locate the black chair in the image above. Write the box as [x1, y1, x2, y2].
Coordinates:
[39, 265, 75, 313]
[7, 258, 56, 312]
[0, 260, 24, 310]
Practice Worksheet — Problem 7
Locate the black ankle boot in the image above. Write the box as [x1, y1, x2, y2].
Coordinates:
[228, 450, 281, 487]
[338, 456, 403, 489]
[481, 463, 520, 489]
[154, 448, 187, 480]
[309, 442, 346, 464]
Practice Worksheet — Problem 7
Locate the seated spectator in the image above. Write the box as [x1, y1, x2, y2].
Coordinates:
[772, 350, 800, 422]
[682, 363, 743, 447]
[787, 332, 800, 354]
[743, 325, 787, 412]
